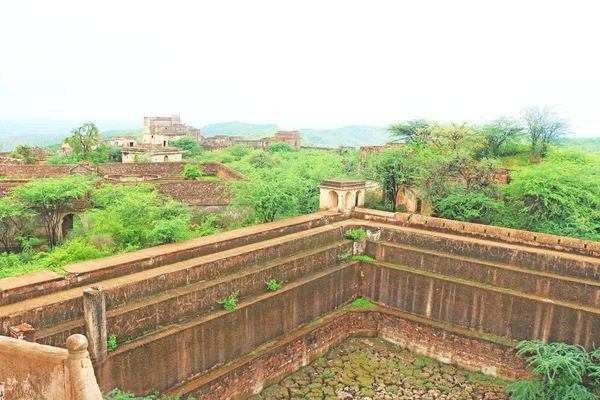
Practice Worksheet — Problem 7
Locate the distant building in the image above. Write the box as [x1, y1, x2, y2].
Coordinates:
[201, 130, 301, 152]
[121, 146, 184, 163]
[142, 115, 201, 147]
[109, 136, 137, 148]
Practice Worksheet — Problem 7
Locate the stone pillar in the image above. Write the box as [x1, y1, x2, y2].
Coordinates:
[66, 335, 103, 400]
[83, 287, 107, 364]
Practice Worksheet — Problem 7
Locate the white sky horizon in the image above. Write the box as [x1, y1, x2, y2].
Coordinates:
[1, 1, 599, 136]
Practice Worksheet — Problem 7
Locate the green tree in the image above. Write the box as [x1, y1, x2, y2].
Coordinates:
[428, 122, 481, 154]
[0, 197, 35, 253]
[479, 117, 524, 157]
[12, 175, 95, 247]
[9, 145, 37, 164]
[369, 147, 419, 212]
[88, 184, 193, 249]
[182, 164, 203, 180]
[231, 177, 297, 223]
[65, 122, 102, 159]
[170, 136, 201, 157]
[521, 106, 570, 160]
[389, 119, 430, 145]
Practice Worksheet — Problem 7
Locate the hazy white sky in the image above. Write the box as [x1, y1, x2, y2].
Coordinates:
[1, 0, 599, 134]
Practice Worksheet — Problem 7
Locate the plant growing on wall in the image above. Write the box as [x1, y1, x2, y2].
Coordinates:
[337, 250, 351, 262]
[507, 340, 600, 399]
[266, 279, 283, 291]
[218, 291, 240, 311]
[345, 228, 365, 241]
[107, 335, 117, 352]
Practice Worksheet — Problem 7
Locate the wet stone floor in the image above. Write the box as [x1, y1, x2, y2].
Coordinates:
[255, 337, 508, 400]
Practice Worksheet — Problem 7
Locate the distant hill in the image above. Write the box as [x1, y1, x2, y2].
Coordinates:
[200, 121, 390, 147]
[0, 119, 391, 151]
[298, 125, 389, 147]
[557, 137, 600, 154]
[201, 121, 280, 138]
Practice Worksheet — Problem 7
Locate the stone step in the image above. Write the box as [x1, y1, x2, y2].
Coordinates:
[92, 262, 361, 396]
[368, 240, 600, 308]
[0, 224, 347, 336]
[362, 260, 600, 348]
[0, 211, 343, 306]
[357, 221, 600, 281]
[35, 241, 353, 347]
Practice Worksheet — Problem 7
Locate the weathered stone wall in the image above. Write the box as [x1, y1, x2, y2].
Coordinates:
[95, 264, 361, 395]
[0, 164, 73, 178]
[171, 308, 527, 400]
[353, 207, 600, 257]
[362, 262, 600, 350]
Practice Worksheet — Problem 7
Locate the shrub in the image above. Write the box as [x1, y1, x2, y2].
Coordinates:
[107, 335, 117, 352]
[218, 291, 239, 311]
[323, 370, 333, 378]
[506, 340, 600, 399]
[266, 279, 283, 291]
[337, 250, 351, 262]
[345, 228, 365, 241]
[182, 164, 203, 180]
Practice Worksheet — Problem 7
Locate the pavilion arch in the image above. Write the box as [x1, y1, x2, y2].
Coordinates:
[319, 179, 366, 212]
[328, 191, 339, 209]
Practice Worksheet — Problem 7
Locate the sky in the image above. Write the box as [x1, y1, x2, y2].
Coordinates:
[1, 0, 599, 135]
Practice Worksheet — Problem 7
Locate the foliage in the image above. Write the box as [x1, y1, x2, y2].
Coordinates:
[170, 136, 201, 157]
[352, 255, 376, 262]
[268, 142, 296, 153]
[389, 119, 430, 145]
[322, 370, 333, 378]
[182, 164, 203, 180]
[345, 228, 365, 241]
[0, 237, 113, 278]
[337, 250, 351, 262]
[87, 184, 193, 249]
[9, 144, 37, 164]
[503, 152, 600, 241]
[218, 291, 240, 311]
[347, 298, 377, 309]
[0, 196, 35, 253]
[65, 122, 102, 158]
[507, 340, 600, 400]
[11, 175, 95, 247]
[479, 117, 524, 157]
[521, 106, 570, 159]
[107, 335, 117, 352]
[266, 279, 283, 291]
[435, 186, 504, 225]
[368, 146, 419, 212]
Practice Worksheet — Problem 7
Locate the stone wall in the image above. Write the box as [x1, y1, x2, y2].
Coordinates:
[0, 164, 73, 178]
[95, 264, 361, 395]
[169, 308, 527, 399]
[353, 207, 600, 257]
[0, 334, 102, 400]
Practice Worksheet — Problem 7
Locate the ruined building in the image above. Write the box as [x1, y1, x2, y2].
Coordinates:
[2, 178, 599, 399]
[201, 130, 301, 151]
[142, 115, 201, 147]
